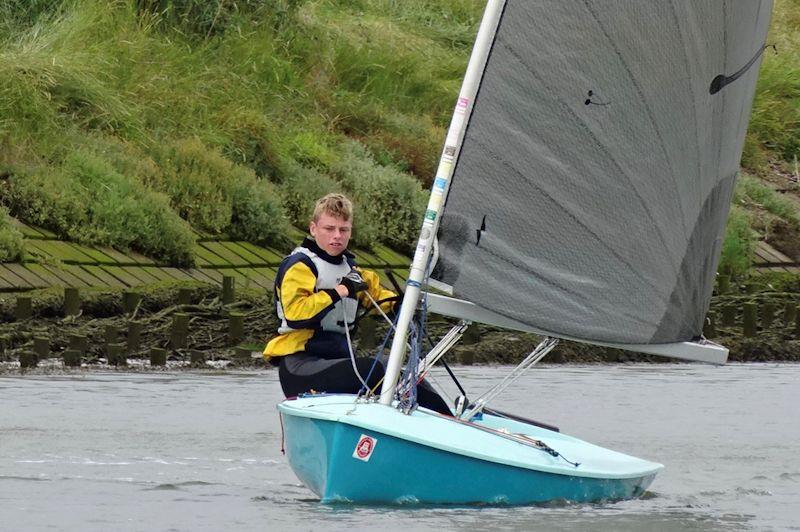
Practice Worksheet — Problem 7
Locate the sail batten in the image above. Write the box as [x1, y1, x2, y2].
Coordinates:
[433, 0, 773, 346]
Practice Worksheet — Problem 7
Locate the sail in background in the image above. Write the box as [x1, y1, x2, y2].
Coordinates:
[434, 1, 773, 345]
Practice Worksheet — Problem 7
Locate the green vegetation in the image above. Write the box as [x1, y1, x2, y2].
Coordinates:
[0, 0, 797, 277]
[0, 206, 24, 262]
[745, 0, 800, 174]
[718, 205, 756, 279]
[0, 0, 481, 263]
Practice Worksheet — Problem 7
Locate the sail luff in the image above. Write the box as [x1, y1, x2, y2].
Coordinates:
[378, 0, 508, 405]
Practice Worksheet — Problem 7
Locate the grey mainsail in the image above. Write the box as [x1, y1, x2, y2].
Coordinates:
[433, 1, 773, 345]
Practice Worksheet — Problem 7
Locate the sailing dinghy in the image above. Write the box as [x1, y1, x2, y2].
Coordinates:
[278, 0, 772, 504]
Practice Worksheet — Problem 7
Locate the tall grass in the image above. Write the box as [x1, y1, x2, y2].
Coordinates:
[719, 205, 756, 279]
[746, 0, 800, 171]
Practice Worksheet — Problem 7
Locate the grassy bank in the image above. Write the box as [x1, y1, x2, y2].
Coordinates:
[0, 0, 798, 280]
[0, 0, 480, 263]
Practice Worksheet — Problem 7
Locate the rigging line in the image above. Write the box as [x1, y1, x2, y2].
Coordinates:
[495, 37, 683, 268]
[342, 304, 370, 395]
[427, 409, 579, 467]
[581, 0, 690, 240]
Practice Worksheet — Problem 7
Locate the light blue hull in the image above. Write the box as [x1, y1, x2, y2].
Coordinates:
[278, 395, 661, 505]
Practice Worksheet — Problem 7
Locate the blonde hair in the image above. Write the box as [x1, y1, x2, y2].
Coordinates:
[312, 193, 353, 222]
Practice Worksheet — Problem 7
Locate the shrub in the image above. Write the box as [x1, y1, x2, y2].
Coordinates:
[150, 137, 288, 245]
[278, 162, 339, 228]
[2, 151, 196, 266]
[0, 206, 24, 262]
[330, 140, 426, 252]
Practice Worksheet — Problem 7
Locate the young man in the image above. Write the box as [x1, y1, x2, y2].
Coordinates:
[265, 193, 450, 415]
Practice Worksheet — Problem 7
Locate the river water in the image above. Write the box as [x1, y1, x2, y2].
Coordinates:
[1, 363, 798, 531]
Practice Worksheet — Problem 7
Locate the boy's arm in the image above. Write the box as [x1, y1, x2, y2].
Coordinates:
[279, 261, 340, 328]
[355, 268, 397, 314]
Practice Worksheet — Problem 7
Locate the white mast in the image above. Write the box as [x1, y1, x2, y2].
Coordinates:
[379, 0, 507, 406]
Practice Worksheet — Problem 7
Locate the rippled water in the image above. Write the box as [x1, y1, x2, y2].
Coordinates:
[1, 364, 798, 531]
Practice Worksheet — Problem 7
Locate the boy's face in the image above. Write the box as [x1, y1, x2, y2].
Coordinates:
[310, 212, 352, 256]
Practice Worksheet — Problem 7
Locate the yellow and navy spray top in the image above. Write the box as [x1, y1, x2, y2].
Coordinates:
[264, 237, 395, 360]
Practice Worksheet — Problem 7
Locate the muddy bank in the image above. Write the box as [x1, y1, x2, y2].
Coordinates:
[1, 281, 799, 374]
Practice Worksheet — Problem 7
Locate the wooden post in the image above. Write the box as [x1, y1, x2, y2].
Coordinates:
[190, 350, 206, 366]
[233, 346, 251, 364]
[107, 343, 126, 366]
[0, 334, 8, 361]
[171, 313, 189, 349]
[462, 324, 481, 345]
[20, 351, 38, 369]
[15, 296, 32, 321]
[784, 302, 797, 328]
[64, 287, 81, 316]
[716, 274, 730, 295]
[150, 348, 167, 367]
[33, 337, 50, 360]
[122, 291, 142, 314]
[721, 305, 737, 327]
[222, 276, 235, 304]
[762, 302, 776, 329]
[178, 288, 193, 305]
[742, 302, 757, 337]
[63, 349, 81, 367]
[796, 305, 800, 336]
[105, 325, 120, 346]
[127, 321, 142, 353]
[702, 313, 716, 339]
[459, 349, 475, 365]
[68, 334, 88, 354]
[228, 312, 244, 346]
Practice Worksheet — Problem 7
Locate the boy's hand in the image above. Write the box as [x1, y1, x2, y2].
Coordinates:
[339, 270, 367, 297]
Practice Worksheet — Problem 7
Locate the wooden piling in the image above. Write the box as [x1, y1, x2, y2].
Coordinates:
[150, 348, 167, 367]
[462, 324, 481, 345]
[702, 313, 716, 339]
[127, 321, 142, 353]
[178, 288, 193, 305]
[742, 302, 757, 337]
[222, 276, 235, 304]
[15, 296, 32, 321]
[122, 291, 142, 314]
[105, 325, 120, 346]
[784, 303, 797, 328]
[721, 305, 737, 327]
[796, 305, 800, 336]
[762, 302, 776, 329]
[716, 274, 730, 295]
[33, 337, 50, 360]
[68, 334, 88, 354]
[171, 313, 189, 349]
[20, 351, 38, 369]
[233, 346, 251, 364]
[107, 343, 126, 366]
[459, 349, 475, 365]
[63, 287, 81, 316]
[63, 349, 81, 367]
[190, 350, 206, 366]
[228, 312, 244, 346]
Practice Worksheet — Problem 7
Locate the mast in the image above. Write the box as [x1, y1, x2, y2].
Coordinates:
[379, 0, 507, 406]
